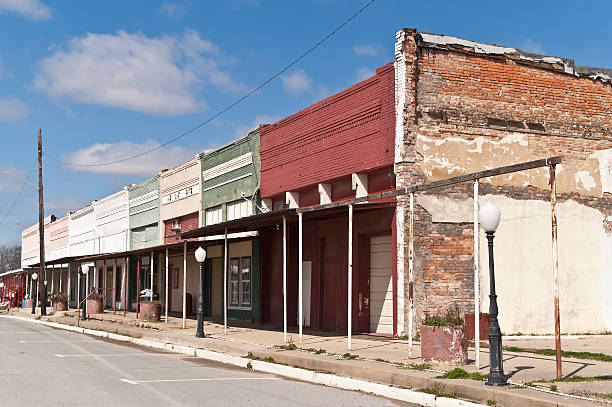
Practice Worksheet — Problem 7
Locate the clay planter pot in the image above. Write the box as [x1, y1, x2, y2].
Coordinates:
[464, 313, 490, 341]
[86, 298, 104, 314]
[25, 298, 34, 308]
[140, 302, 161, 322]
[53, 300, 68, 312]
[420, 325, 468, 365]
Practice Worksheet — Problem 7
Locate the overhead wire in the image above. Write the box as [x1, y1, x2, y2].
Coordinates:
[0, 161, 37, 228]
[52, 0, 378, 168]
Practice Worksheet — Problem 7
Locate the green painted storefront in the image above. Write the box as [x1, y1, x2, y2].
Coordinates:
[200, 129, 261, 323]
[128, 176, 160, 250]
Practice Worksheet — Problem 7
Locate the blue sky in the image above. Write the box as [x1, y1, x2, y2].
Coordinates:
[0, 0, 610, 246]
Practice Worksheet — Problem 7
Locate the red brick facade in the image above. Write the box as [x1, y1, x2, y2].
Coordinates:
[164, 211, 199, 244]
[260, 63, 395, 198]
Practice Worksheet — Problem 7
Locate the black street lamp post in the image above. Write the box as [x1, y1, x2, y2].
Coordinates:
[479, 201, 507, 386]
[31, 273, 38, 314]
[195, 247, 207, 338]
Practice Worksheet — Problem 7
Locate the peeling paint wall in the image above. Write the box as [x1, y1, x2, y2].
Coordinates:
[395, 28, 612, 334]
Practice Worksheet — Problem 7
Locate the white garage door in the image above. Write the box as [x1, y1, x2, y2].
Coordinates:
[369, 235, 393, 334]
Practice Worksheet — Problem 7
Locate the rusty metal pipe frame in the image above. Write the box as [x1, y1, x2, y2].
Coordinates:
[408, 192, 414, 359]
[550, 164, 562, 379]
[474, 180, 480, 369]
[347, 203, 353, 351]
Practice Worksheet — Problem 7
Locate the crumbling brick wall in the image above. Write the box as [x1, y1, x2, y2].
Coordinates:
[395, 28, 612, 334]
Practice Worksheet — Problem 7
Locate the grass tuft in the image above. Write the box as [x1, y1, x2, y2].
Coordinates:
[409, 362, 431, 371]
[342, 352, 359, 360]
[438, 367, 488, 382]
[418, 386, 456, 399]
[486, 400, 496, 406]
[535, 349, 612, 362]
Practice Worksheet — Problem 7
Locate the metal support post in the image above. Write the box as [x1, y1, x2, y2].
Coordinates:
[474, 180, 480, 368]
[347, 204, 353, 351]
[282, 215, 287, 343]
[550, 164, 562, 379]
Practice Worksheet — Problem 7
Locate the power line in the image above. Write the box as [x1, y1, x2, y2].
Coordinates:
[0, 161, 37, 228]
[54, 0, 377, 168]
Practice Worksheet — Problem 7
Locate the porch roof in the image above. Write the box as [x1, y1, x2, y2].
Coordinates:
[181, 201, 396, 239]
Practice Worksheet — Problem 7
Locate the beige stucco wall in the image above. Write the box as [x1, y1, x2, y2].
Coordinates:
[417, 192, 612, 334]
[159, 157, 201, 223]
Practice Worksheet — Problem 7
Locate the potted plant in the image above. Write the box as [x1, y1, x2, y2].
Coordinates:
[140, 300, 161, 322]
[51, 293, 68, 311]
[420, 306, 468, 365]
[86, 292, 104, 314]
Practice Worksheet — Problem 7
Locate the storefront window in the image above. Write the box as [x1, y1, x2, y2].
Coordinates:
[229, 256, 251, 309]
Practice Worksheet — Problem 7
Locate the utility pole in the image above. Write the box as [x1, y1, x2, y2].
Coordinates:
[37, 129, 46, 316]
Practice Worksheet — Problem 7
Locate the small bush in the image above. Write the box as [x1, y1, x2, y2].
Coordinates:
[438, 367, 487, 382]
[422, 306, 464, 327]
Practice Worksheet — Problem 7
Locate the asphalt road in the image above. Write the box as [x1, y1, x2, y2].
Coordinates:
[0, 318, 418, 407]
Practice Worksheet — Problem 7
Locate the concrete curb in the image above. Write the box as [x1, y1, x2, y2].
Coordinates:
[2, 315, 485, 407]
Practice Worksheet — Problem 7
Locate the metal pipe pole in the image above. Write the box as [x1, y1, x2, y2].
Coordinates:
[408, 192, 414, 358]
[113, 258, 117, 315]
[473, 180, 480, 369]
[136, 257, 141, 319]
[550, 164, 562, 379]
[67, 266, 71, 309]
[283, 215, 287, 343]
[150, 252, 154, 305]
[102, 259, 106, 310]
[223, 228, 228, 335]
[123, 257, 127, 317]
[165, 248, 169, 323]
[182, 242, 187, 329]
[347, 204, 353, 351]
[298, 212, 303, 344]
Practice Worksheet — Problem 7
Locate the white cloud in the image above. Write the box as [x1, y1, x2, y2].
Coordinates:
[33, 29, 245, 116]
[157, 3, 184, 17]
[0, 98, 30, 123]
[62, 140, 200, 176]
[520, 38, 545, 55]
[234, 114, 282, 137]
[0, 0, 52, 20]
[356, 67, 374, 81]
[353, 45, 380, 56]
[281, 69, 312, 96]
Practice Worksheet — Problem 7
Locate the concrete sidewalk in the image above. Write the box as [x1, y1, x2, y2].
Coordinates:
[10, 308, 611, 406]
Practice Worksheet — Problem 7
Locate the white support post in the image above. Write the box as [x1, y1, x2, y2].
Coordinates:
[474, 180, 480, 369]
[150, 252, 154, 304]
[283, 215, 287, 343]
[182, 241, 187, 329]
[408, 192, 414, 358]
[223, 228, 228, 335]
[93, 263, 98, 290]
[298, 212, 303, 344]
[347, 203, 353, 351]
[51, 265, 54, 294]
[67, 266, 71, 309]
[165, 248, 169, 323]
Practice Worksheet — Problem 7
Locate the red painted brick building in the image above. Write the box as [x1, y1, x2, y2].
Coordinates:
[259, 63, 399, 334]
